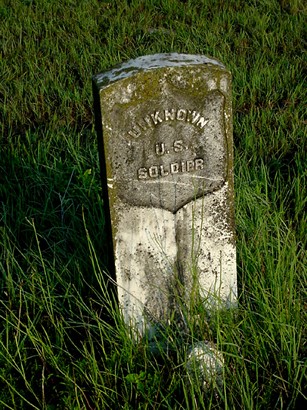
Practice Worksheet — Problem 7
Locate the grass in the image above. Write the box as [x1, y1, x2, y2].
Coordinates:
[0, 0, 306, 408]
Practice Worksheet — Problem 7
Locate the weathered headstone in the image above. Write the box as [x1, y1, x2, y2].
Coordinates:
[93, 53, 236, 336]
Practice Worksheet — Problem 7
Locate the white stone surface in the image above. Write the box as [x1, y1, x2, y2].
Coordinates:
[114, 183, 236, 334]
[115, 204, 177, 335]
[176, 183, 237, 307]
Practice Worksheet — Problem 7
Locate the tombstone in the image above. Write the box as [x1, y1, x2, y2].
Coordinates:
[93, 53, 236, 336]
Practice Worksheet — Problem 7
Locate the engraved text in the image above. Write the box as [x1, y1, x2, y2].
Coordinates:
[137, 158, 204, 180]
[128, 108, 209, 138]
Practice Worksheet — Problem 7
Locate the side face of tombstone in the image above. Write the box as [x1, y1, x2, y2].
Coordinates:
[93, 54, 236, 335]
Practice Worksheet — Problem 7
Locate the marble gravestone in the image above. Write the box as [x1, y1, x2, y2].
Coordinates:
[93, 53, 236, 336]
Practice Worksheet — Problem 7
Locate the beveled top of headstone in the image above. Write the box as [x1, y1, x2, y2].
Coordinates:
[94, 53, 225, 86]
[93, 53, 233, 213]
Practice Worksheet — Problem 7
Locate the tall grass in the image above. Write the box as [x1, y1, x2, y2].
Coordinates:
[1, 0, 306, 408]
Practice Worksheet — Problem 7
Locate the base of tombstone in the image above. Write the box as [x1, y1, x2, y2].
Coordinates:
[115, 182, 236, 336]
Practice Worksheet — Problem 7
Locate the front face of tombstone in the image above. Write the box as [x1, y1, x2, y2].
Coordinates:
[97, 61, 232, 214]
[93, 54, 236, 333]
